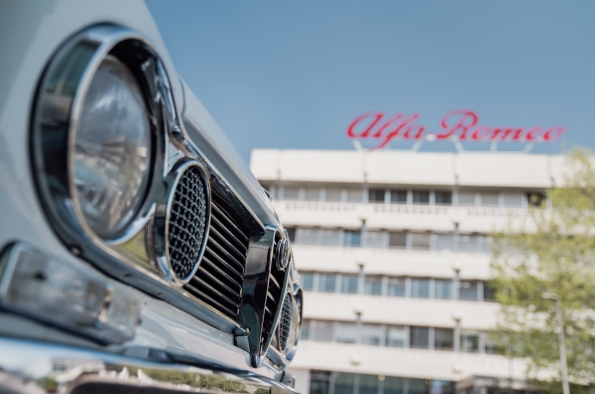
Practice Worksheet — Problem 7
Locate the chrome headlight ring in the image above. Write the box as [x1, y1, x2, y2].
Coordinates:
[31, 25, 213, 288]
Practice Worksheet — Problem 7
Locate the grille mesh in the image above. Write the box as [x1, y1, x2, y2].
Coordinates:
[183, 196, 249, 320]
[262, 234, 285, 351]
[168, 166, 207, 279]
[278, 295, 293, 351]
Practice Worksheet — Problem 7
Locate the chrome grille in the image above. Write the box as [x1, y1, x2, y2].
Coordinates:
[262, 234, 285, 349]
[183, 197, 249, 320]
[167, 165, 208, 280]
[278, 294, 292, 351]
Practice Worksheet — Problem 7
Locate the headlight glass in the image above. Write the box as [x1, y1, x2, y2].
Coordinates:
[73, 55, 151, 238]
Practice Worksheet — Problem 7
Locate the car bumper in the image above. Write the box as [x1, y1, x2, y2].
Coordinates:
[0, 337, 297, 394]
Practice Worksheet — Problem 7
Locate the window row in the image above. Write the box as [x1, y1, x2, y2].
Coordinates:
[286, 228, 493, 253]
[310, 370, 454, 394]
[265, 184, 545, 208]
[301, 272, 496, 302]
[301, 320, 499, 354]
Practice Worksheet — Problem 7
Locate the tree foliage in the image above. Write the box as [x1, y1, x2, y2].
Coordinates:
[491, 149, 595, 393]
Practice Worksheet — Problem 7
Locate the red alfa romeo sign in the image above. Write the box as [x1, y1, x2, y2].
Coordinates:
[347, 109, 568, 149]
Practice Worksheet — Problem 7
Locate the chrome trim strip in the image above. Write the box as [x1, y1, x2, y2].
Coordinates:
[0, 338, 298, 394]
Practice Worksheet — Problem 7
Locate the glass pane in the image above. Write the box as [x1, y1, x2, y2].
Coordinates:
[409, 379, 429, 394]
[484, 282, 496, 301]
[435, 280, 452, 300]
[302, 273, 314, 291]
[285, 227, 296, 242]
[384, 377, 404, 394]
[304, 187, 322, 201]
[299, 228, 319, 245]
[477, 236, 493, 253]
[325, 187, 343, 202]
[368, 188, 386, 203]
[364, 276, 382, 295]
[458, 235, 477, 252]
[320, 229, 341, 246]
[459, 281, 479, 301]
[346, 188, 363, 203]
[361, 324, 382, 346]
[387, 277, 405, 297]
[411, 279, 429, 298]
[359, 374, 379, 394]
[435, 233, 454, 251]
[429, 381, 454, 394]
[411, 233, 430, 250]
[310, 371, 331, 394]
[336, 322, 357, 344]
[410, 327, 429, 348]
[502, 193, 523, 207]
[480, 192, 499, 207]
[283, 186, 300, 200]
[300, 319, 310, 340]
[319, 274, 337, 293]
[435, 191, 452, 205]
[334, 373, 355, 394]
[412, 190, 430, 204]
[460, 331, 480, 352]
[485, 336, 500, 354]
[434, 328, 454, 350]
[458, 192, 475, 206]
[390, 190, 407, 204]
[312, 321, 333, 342]
[344, 230, 362, 247]
[341, 275, 359, 294]
[389, 232, 407, 248]
[365, 231, 386, 248]
[387, 326, 406, 347]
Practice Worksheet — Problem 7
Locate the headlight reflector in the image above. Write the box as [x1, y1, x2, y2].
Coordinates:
[73, 55, 151, 238]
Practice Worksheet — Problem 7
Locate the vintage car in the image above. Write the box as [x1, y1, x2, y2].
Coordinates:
[0, 1, 302, 393]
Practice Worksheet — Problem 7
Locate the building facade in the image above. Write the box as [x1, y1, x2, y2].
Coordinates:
[250, 149, 567, 394]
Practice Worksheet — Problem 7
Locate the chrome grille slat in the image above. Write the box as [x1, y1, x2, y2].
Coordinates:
[183, 198, 250, 322]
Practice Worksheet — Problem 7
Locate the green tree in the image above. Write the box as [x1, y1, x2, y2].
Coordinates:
[491, 149, 595, 393]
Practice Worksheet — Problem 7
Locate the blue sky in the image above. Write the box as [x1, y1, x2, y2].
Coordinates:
[146, 1, 595, 162]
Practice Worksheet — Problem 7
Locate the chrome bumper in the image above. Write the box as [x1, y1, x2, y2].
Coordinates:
[0, 337, 298, 394]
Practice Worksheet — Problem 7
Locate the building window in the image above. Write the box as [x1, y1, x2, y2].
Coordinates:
[412, 190, 430, 205]
[319, 229, 341, 246]
[325, 187, 343, 202]
[460, 330, 480, 353]
[502, 192, 523, 208]
[435, 191, 452, 205]
[480, 192, 499, 207]
[364, 276, 383, 296]
[434, 328, 454, 350]
[285, 227, 296, 242]
[365, 231, 386, 248]
[368, 188, 386, 203]
[434, 280, 452, 300]
[384, 377, 405, 394]
[361, 324, 383, 346]
[334, 372, 355, 394]
[318, 273, 337, 293]
[411, 278, 430, 298]
[386, 326, 407, 347]
[335, 322, 357, 344]
[387, 277, 406, 297]
[410, 326, 430, 348]
[301, 319, 310, 340]
[341, 274, 359, 294]
[459, 281, 479, 301]
[408, 379, 428, 394]
[304, 186, 322, 201]
[411, 233, 430, 250]
[390, 189, 408, 204]
[312, 321, 333, 342]
[310, 371, 331, 394]
[435, 233, 454, 251]
[283, 185, 300, 200]
[485, 336, 501, 354]
[346, 188, 364, 203]
[483, 282, 496, 302]
[389, 231, 407, 249]
[458, 192, 476, 206]
[344, 230, 362, 247]
[302, 272, 314, 291]
[298, 228, 319, 245]
[527, 192, 546, 207]
[458, 234, 478, 252]
[359, 374, 380, 394]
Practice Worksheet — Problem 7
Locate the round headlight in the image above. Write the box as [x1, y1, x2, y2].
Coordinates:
[72, 55, 151, 238]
